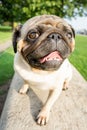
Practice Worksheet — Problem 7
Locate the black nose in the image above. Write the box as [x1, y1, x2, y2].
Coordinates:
[48, 33, 62, 41]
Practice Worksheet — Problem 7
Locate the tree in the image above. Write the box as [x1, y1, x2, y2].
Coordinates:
[0, 0, 28, 28]
[0, 0, 87, 28]
[22, 0, 87, 18]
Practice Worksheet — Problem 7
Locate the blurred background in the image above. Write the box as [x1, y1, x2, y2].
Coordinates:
[0, 0, 87, 115]
[0, 0, 87, 32]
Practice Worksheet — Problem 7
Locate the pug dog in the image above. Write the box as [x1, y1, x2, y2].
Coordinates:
[13, 15, 75, 125]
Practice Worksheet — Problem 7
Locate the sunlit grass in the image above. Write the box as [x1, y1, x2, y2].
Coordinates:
[0, 26, 12, 44]
[0, 47, 14, 85]
[69, 35, 87, 80]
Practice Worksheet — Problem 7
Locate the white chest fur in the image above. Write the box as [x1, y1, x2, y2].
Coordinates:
[14, 52, 72, 90]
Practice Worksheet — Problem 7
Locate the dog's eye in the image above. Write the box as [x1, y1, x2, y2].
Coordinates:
[67, 32, 72, 39]
[27, 32, 39, 40]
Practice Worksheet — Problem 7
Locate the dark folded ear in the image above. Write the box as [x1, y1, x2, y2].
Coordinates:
[12, 24, 22, 53]
[71, 27, 75, 38]
[69, 25, 75, 38]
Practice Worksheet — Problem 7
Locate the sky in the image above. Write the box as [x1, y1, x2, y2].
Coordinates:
[65, 17, 87, 31]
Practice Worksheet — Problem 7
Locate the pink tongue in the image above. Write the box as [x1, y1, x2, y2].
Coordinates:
[39, 51, 62, 63]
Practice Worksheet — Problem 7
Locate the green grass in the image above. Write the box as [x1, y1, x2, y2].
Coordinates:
[0, 26, 12, 44]
[0, 31, 12, 44]
[0, 47, 14, 85]
[69, 35, 87, 80]
[0, 26, 12, 31]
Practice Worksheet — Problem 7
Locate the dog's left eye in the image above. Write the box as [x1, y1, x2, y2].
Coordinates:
[67, 32, 72, 39]
[27, 32, 39, 40]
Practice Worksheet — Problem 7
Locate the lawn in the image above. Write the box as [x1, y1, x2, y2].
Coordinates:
[0, 47, 14, 85]
[69, 35, 87, 80]
[0, 26, 12, 44]
[0, 26, 13, 85]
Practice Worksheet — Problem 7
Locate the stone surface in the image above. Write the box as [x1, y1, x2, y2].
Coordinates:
[0, 66, 87, 130]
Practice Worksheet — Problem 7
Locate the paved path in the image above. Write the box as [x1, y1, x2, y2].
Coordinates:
[0, 65, 87, 130]
[0, 40, 12, 53]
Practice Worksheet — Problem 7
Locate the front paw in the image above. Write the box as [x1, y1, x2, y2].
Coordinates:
[19, 88, 27, 94]
[36, 109, 50, 126]
[62, 81, 69, 91]
[19, 84, 29, 94]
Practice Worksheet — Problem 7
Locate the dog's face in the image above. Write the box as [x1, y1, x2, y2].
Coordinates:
[13, 15, 75, 71]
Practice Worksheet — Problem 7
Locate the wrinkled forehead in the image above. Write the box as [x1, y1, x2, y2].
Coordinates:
[21, 15, 70, 38]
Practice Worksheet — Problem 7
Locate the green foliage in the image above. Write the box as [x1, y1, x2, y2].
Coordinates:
[0, 0, 87, 26]
[69, 35, 87, 80]
[21, 0, 87, 18]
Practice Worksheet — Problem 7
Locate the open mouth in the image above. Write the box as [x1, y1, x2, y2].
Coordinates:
[39, 51, 63, 64]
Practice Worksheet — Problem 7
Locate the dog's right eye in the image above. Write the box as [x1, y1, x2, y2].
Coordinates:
[66, 32, 72, 39]
[27, 32, 40, 40]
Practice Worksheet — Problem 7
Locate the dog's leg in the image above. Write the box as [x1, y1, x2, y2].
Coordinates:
[19, 83, 29, 94]
[63, 66, 72, 90]
[36, 87, 62, 125]
[62, 80, 69, 90]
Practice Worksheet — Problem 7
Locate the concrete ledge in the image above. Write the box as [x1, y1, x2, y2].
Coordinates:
[0, 66, 87, 130]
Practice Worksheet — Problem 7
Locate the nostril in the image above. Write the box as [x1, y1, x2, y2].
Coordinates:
[48, 33, 62, 40]
[57, 34, 62, 39]
[48, 34, 55, 39]
[52, 35, 55, 39]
